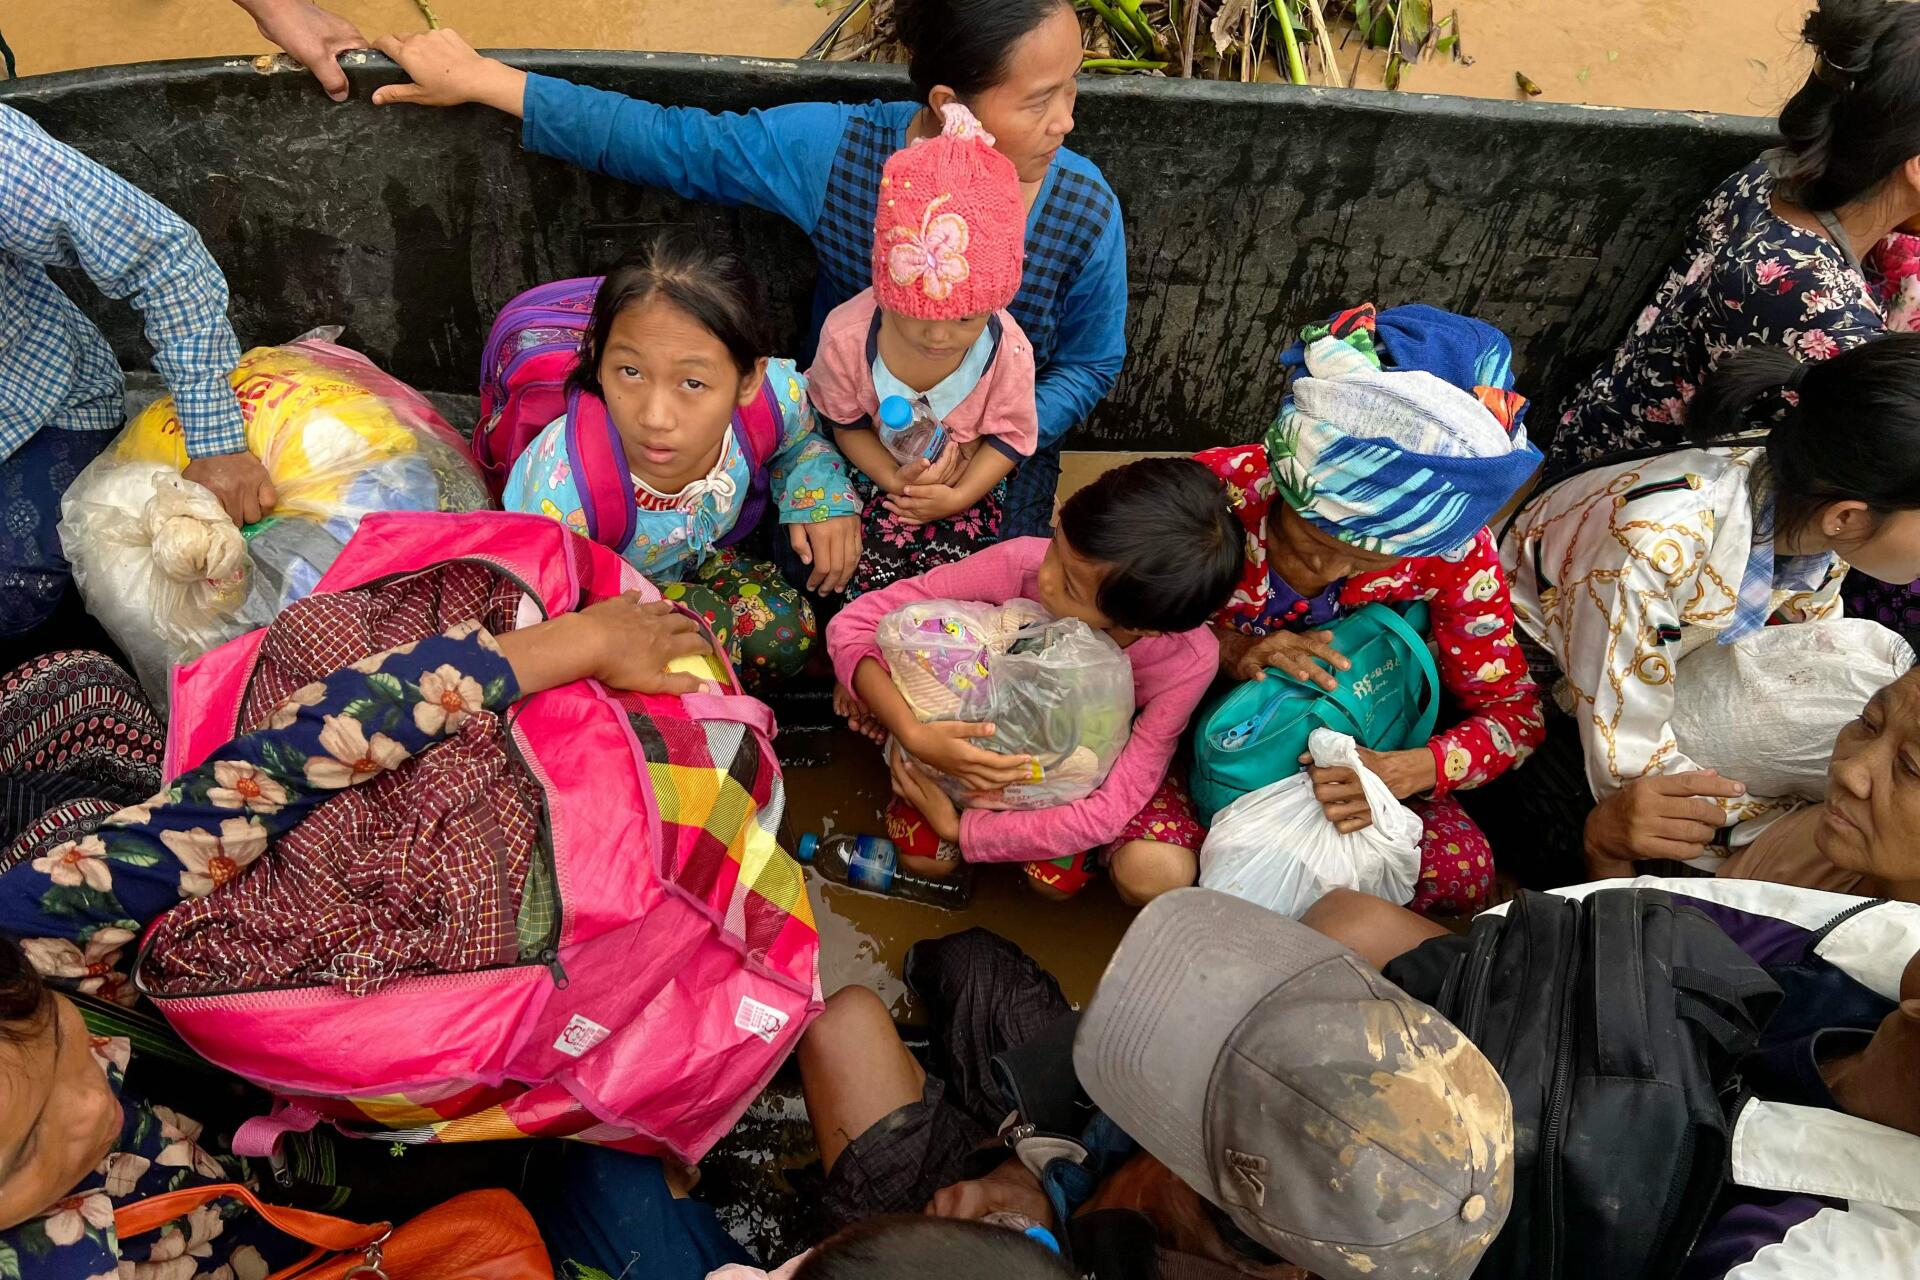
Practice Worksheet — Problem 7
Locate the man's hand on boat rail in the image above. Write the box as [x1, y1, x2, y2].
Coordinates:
[234, 0, 368, 102]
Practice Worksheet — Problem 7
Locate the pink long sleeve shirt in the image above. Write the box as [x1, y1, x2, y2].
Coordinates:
[826, 538, 1219, 863]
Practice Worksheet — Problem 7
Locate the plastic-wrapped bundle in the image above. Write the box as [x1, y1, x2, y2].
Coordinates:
[58, 337, 488, 702]
[877, 598, 1134, 809]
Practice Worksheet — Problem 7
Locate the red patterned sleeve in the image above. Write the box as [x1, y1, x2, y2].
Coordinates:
[1415, 528, 1546, 797]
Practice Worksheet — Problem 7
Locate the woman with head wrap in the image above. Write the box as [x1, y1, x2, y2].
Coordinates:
[1196, 304, 1546, 914]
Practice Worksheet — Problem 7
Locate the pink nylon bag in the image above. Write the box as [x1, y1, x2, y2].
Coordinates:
[146, 511, 823, 1160]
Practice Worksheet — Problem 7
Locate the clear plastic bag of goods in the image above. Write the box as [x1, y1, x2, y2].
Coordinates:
[58, 337, 489, 702]
[1198, 727, 1423, 919]
[877, 598, 1135, 810]
[1672, 617, 1916, 801]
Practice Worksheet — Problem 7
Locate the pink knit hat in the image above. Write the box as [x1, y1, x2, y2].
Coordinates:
[872, 103, 1025, 321]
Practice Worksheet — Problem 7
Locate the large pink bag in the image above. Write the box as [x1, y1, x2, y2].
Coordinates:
[146, 511, 822, 1160]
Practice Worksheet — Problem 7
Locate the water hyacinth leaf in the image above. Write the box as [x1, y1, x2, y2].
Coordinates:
[1397, 0, 1432, 60]
[1516, 70, 1543, 96]
[1437, 33, 1456, 55]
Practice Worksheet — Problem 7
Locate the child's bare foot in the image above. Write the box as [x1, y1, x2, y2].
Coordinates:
[833, 681, 888, 743]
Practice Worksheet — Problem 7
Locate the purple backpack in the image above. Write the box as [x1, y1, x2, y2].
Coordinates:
[475, 276, 781, 549]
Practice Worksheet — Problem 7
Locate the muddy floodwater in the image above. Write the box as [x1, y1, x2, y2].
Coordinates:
[11, 0, 1818, 118]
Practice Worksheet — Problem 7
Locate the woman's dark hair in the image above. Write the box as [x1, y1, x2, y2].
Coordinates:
[568, 229, 775, 399]
[0, 934, 50, 1046]
[1687, 335, 1920, 538]
[896, 0, 1074, 100]
[1777, 0, 1920, 210]
[1058, 456, 1243, 633]
[794, 1216, 1075, 1280]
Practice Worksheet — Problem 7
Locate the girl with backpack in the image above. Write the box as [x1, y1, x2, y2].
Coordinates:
[806, 103, 1040, 598]
[369, 0, 1124, 542]
[501, 233, 862, 684]
[1500, 335, 1920, 877]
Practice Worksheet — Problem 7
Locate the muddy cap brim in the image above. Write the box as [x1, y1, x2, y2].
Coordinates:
[1074, 889, 1513, 1280]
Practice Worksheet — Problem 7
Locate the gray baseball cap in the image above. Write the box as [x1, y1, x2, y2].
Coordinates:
[1074, 889, 1513, 1280]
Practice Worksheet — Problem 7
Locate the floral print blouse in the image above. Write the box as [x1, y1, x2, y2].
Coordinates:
[501, 358, 859, 581]
[1196, 444, 1545, 798]
[1549, 159, 1884, 474]
[0, 628, 520, 1280]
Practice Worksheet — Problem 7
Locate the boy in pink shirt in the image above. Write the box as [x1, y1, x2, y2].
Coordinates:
[826, 458, 1242, 904]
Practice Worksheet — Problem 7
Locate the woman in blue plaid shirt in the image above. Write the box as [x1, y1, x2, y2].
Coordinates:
[369, 0, 1129, 544]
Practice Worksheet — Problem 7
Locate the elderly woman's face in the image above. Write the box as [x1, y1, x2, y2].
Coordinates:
[1820, 670, 1920, 884]
[1270, 504, 1403, 581]
[0, 993, 124, 1229]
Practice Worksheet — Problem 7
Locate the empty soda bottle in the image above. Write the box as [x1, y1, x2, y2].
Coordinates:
[876, 395, 949, 467]
[795, 831, 974, 910]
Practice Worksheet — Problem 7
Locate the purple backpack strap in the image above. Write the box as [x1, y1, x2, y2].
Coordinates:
[716, 376, 786, 549]
[564, 388, 639, 553]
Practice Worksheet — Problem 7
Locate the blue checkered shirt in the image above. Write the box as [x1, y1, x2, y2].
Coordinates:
[522, 81, 1128, 536]
[0, 105, 244, 465]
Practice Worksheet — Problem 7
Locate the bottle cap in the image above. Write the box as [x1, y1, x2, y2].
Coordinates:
[795, 832, 818, 864]
[878, 395, 914, 429]
[1023, 1226, 1061, 1254]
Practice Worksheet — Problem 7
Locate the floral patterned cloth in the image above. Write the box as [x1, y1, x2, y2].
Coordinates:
[661, 549, 818, 684]
[0, 627, 520, 1005]
[0, 627, 520, 1280]
[846, 472, 1007, 599]
[1196, 444, 1546, 799]
[1406, 795, 1494, 916]
[1549, 159, 1884, 474]
[0, 1033, 303, 1280]
[1500, 446, 1843, 825]
[501, 359, 858, 583]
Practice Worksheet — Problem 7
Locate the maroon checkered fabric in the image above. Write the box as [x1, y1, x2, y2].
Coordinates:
[147, 566, 542, 997]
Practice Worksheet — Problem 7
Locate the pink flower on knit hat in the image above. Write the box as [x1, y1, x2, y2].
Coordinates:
[886, 193, 972, 303]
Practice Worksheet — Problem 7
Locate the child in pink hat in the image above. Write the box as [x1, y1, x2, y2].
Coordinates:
[807, 103, 1040, 598]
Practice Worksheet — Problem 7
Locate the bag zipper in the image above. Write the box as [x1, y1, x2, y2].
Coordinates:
[1536, 920, 1580, 1280]
[1808, 896, 1888, 947]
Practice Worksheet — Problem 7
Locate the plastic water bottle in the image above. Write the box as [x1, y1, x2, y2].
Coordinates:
[877, 395, 949, 467]
[795, 831, 974, 910]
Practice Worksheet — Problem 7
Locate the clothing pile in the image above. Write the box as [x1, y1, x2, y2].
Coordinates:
[57, 335, 489, 702]
[139, 564, 539, 997]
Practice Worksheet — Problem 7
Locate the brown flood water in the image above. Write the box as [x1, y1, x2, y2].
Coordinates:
[13, 0, 1815, 118]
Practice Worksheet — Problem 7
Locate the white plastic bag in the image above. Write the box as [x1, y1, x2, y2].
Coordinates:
[1198, 727, 1422, 918]
[1672, 618, 1915, 801]
[877, 598, 1135, 810]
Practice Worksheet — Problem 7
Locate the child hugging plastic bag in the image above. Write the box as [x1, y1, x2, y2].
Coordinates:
[827, 458, 1244, 906]
[502, 232, 862, 686]
[806, 103, 1039, 598]
[877, 598, 1133, 808]
[57, 333, 488, 703]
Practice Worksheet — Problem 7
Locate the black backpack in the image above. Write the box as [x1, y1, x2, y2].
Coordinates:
[1432, 888, 1782, 1280]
